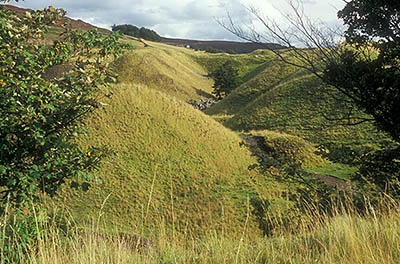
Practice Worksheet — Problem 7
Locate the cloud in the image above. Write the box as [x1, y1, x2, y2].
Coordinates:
[10, 0, 345, 41]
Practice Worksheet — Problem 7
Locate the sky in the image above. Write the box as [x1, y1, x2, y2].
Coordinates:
[10, 0, 346, 41]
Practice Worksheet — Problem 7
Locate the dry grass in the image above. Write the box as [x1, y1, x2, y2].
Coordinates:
[2, 200, 399, 264]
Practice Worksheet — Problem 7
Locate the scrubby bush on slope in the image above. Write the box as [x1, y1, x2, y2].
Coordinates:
[0, 5, 130, 207]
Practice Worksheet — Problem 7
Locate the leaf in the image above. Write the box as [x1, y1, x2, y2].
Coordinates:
[0, 165, 6, 174]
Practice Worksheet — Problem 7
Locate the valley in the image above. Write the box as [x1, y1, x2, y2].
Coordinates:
[1, 4, 399, 263]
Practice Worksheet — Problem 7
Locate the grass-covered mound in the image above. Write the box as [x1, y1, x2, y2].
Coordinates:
[192, 50, 272, 82]
[204, 53, 302, 117]
[113, 44, 214, 101]
[54, 83, 280, 237]
[248, 130, 327, 169]
[225, 73, 384, 146]
[202, 55, 388, 155]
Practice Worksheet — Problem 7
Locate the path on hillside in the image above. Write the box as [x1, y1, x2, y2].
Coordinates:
[240, 135, 351, 190]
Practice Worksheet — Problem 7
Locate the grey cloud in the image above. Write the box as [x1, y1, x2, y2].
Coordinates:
[10, 0, 344, 41]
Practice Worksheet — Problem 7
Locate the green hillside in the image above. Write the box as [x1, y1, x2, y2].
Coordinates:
[54, 80, 281, 237]
[203, 53, 389, 159]
[113, 43, 214, 101]
[247, 130, 327, 169]
[45, 41, 386, 238]
[51, 41, 352, 239]
[4, 5, 400, 264]
[204, 52, 302, 116]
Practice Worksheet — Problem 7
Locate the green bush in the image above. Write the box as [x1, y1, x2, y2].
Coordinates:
[352, 146, 400, 199]
[210, 61, 241, 99]
[0, 6, 131, 208]
[111, 24, 161, 41]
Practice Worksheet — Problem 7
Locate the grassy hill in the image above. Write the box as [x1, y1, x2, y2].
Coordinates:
[113, 43, 214, 101]
[3, 7, 400, 263]
[204, 51, 302, 117]
[202, 52, 390, 161]
[51, 40, 385, 237]
[53, 65, 282, 237]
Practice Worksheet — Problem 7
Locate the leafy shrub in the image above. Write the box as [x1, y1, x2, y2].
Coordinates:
[0, 6, 131, 208]
[352, 146, 400, 199]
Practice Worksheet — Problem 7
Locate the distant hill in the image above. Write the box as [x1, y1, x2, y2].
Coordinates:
[161, 37, 286, 54]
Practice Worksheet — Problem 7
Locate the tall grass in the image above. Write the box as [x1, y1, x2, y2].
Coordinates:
[2, 199, 399, 263]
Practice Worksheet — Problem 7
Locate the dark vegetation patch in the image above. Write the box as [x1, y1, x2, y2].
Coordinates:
[112, 24, 161, 42]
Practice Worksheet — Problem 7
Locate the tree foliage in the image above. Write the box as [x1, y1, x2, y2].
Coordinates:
[338, 0, 400, 44]
[323, 0, 400, 194]
[220, 0, 400, 144]
[0, 5, 131, 207]
[323, 0, 400, 143]
[111, 24, 161, 42]
[219, 0, 400, 196]
[210, 61, 240, 100]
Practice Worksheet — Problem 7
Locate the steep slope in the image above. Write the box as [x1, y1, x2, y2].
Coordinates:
[227, 74, 382, 145]
[113, 43, 214, 101]
[203, 52, 389, 154]
[205, 53, 302, 116]
[244, 130, 327, 169]
[54, 82, 281, 237]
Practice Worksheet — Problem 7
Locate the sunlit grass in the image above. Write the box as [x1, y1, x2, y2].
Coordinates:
[9, 28, 395, 264]
[50, 82, 283, 237]
[113, 44, 214, 101]
[306, 162, 358, 180]
[248, 130, 327, 169]
[2, 199, 399, 264]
